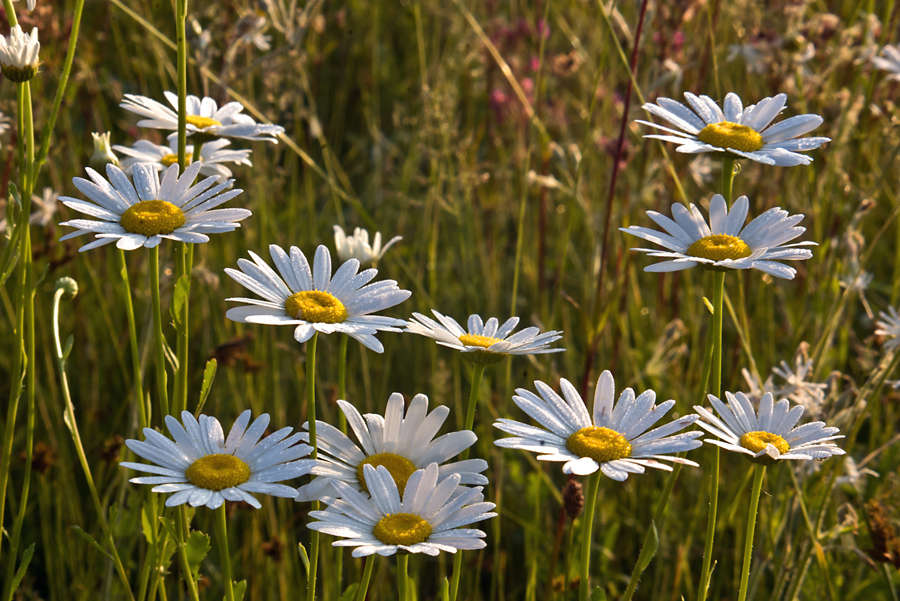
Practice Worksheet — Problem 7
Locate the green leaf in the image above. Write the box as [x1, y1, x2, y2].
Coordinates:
[63, 334, 74, 362]
[72, 526, 113, 561]
[591, 587, 607, 601]
[635, 521, 659, 573]
[141, 503, 155, 544]
[169, 274, 190, 331]
[158, 516, 176, 541]
[341, 584, 360, 601]
[297, 543, 310, 577]
[0, 218, 22, 289]
[702, 296, 714, 314]
[9, 182, 21, 209]
[185, 530, 211, 580]
[440, 578, 450, 601]
[9, 543, 35, 593]
[195, 359, 218, 416]
[233, 580, 247, 601]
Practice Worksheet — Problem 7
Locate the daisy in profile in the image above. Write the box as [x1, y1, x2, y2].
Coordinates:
[621, 194, 814, 279]
[873, 44, 900, 81]
[875, 306, 900, 351]
[295, 392, 487, 501]
[693, 391, 844, 465]
[121, 410, 313, 509]
[308, 463, 496, 557]
[0, 25, 40, 82]
[225, 244, 410, 352]
[638, 92, 829, 166]
[59, 162, 248, 252]
[494, 371, 702, 481]
[114, 138, 252, 179]
[120, 92, 284, 142]
[333, 225, 401, 267]
[407, 311, 564, 365]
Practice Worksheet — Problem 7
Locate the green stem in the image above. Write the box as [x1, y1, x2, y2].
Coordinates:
[721, 157, 735, 204]
[216, 504, 235, 601]
[306, 333, 320, 601]
[579, 472, 601, 601]
[150, 247, 170, 422]
[398, 554, 410, 601]
[334, 333, 349, 593]
[449, 362, 486, 601]
[174, 505, 199, 601]
[118, 249, 148, 428]
[176, 0, 188, 169]
[355, 555, 375, 601]
[50, 287, 134, 598]
[737, 465, 766, 601]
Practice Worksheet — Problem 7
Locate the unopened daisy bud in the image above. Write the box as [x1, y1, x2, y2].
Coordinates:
[562, 479, 584, 519]
[0, 26, 40, 83]
[89, 132, 119, 170]
[54, 277, 78, 299]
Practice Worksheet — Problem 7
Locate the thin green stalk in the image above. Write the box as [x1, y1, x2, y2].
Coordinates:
[174, 506, 199, 601]
[721, 157, 735, 204]
[579, 472, 601, 601]
[398, 554, 410, 601]
[118, 249, 147, 428]
[176, 0, 188, 169]
[49, 285, 134, 599]
[355, 555, 375, 601]
[737, 465, 766, 601]
[306, 332, 320, 601]
[216, 504, 236, 601]
[150, 247, 170, 421]
[335, 333, 349, 593]
[449, 362, 486, 601]
[883, 563, 900, 601]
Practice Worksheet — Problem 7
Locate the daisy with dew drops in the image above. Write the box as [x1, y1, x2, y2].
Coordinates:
[494, 371, 702, 600]
[59, 161, 249, 252]
[637, 92, 829, 167]
[294, 392, 488, 502]
[620, 194, 815, 280]
[308, 463, 496, 598]
[120, 91, 284, 143]
[693, 391, 844, 601]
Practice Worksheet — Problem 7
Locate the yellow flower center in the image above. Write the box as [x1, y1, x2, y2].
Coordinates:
[566, 427, 632, 464]
[186, 115, 223, 130]
[697, 121, 764, 152]
[357, 453, 417, 495]
[184, 454, 251, 491]
[739, 431, 790, 455]
[687, 234, 752, 262]
[160, 153, 193, 167]
[458, 333, 503, 349]
[373, 513, 433, 546]
[120, 200, 186, 236]
[284, 291, 348, 323]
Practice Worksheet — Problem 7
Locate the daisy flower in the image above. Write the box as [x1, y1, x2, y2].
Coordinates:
[333, 225, 401, 267]
[308, 463, 496, 557]
[0, 187, 58, 232]
[638, 92, 829, 166]
[59, 162, 249, 252]
[406, 310, 564, 365]
[120, 91, 284, 143]
[873, 45, 900, 81]
[494, 371, 702, 481]
[225, 244, 411, 353]
[876, 307, 900, 350]
[693, 391, 845, 465]
[0, 25, 40, 83]
[114, 138, 252, 180]
[121, 410, 313, 509]
[620, 194, 815, 279]
[294, 392, 487, 502]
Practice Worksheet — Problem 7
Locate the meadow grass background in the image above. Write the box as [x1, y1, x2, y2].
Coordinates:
[2, 0, 900, 599]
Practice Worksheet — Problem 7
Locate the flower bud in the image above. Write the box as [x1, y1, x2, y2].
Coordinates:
[0, 26, 40, 83]
[54, 277, 78, 299]
[89, 132, 119, 170]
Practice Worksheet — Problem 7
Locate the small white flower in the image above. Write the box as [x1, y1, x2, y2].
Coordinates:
[114, 138, 252, 180]
[638, 92, 829, 166]
[308, 463, 496, 557]
[333, 225, 401, 267]
[621, 194, 815, 280]
[875, 307, 900, 350]
[494, 372, 702, 481]
[0, 26, 40, 82]
[89, 132, 119, 170]
[407, 310, 564, 365]
[835, 456, 878, 491]
[120, 92, 284, 143]
[694, 391, 845, 464]
[770, 345, 828, 417]
[121, 410, 313, 509]
[225, 244, 411, 353]
[295, 392, 488, 502]
[873, 44, 900, 81]
[0, 187, 58, 233]
[59, 162, 249, 252]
